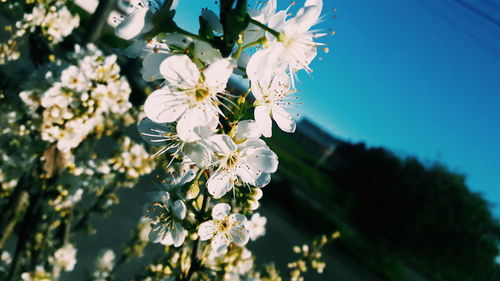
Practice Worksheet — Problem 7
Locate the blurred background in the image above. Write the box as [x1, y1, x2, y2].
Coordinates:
[2, 0, 499, 280]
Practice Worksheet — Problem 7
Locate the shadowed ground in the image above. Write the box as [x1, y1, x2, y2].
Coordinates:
[66, 184, 384, 281]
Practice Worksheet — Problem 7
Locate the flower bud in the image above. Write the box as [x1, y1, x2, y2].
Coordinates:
[185, 181, 200, 200]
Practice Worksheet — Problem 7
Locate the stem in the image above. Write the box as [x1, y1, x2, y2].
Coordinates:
[0, 180, 29, 250]
[249, 18, 281, 38]
[242, 36, 266, 50]
[183, 189, 210, 281]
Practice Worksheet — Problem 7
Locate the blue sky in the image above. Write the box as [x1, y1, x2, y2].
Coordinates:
[175, 0, 500, 215]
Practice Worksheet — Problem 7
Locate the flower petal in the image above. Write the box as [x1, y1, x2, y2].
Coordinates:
[115, 8, 153, 40]
[229, 213, 247, 226]
[229, 225, 249, 246]
[198, 220, 217, 240]
[201, 8, 223, 33]
[176, 108, 216, 142]
[171, 222, 186, 247]
[142, 53, 170, 81]
[272, 106, 296, 133]
[207, 171, 235, 199]
[159, 55, 199, 89]
[207, 171, 234, 199]
[254, 105, 272, 138]
[235, 120, 262, 142]
[246, 147, 278, 173]
[211, 203, 231, 220]
[255, 172, 271, 187]
[212, 233, 231, 255]
[207, 135, 237, 155]
[183, 142, 212, 168]
[172, 200, 186, 220]
[203, 58, 234, 93]
[144, 89, 188, 123]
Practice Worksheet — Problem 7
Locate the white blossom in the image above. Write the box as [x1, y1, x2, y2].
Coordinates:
[198, 203, 249, 255]
[143, 191, 187, 247]
[206, 121, 278, 198]
[252, 70, 296, 137]
[50, 244, 77, 272]
[144, 55, 233, 132]
[245, 213, 267, 241]
[247, 0, 324, 84]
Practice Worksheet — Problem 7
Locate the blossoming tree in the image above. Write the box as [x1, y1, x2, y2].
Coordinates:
[0, 0, 338, 280]
[112, 0, 336, 280]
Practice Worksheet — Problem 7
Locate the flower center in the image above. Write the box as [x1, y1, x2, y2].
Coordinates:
[219, 220, 230, 232]
[225, 152, 239, 168]
[194, 88, 210, 101]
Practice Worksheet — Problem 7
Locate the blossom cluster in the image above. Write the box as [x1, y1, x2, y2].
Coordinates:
[113, 0, 326, 270]
[0, 0, 79, 64]
[20, 44, 132, 152]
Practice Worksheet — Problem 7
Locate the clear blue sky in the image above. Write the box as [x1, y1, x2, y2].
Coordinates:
[175, 0, 500, 215]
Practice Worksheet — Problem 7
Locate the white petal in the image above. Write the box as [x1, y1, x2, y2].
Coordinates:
[144, 89, 188, 123]
[207, 172, 234, 199]
[203, 58, 234, 93]
[246, 147, 278, 173]
[235, 120, 261, 142]
[172, 222, 186, 247]
[194, 41, 223, 64]
[211, 203, 231, 220]
[295, 0, 323, 32]
[183, 142, 212, 168]
[207, 135, 237, 155]
[176, 108, 216, 142]
[268, 10, 287, 33]
[235, 164, 260, 186]
[247, 48, 279, 82]
[254, 172, 271, 187]
[159, 55, 199, 89]
[142, 53, 170, 81]
[201, 9, 223, 33]
[272, 106, 296, 133]
[260, 0, 277, 22]
[212, 233, 231, 255]
[148, 227, 166, 243]
[115, 8, 153, 40]
[228, 213, 247, 226]
[172, 200, 186, 220]
[198, 220, 216, 240]
[229, 225, 249, 246]
[254, 105, 272, 138]
[146, 191, 170, 202]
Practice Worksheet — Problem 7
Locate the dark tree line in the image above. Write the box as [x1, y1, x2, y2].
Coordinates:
[328, 142, 499, 281]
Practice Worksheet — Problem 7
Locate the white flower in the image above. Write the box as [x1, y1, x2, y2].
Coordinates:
[143, 191, 187, 247]
[198, 203, 249, 255]
[243, 0, 277, 45]
[60, 65, 89, 92]
[115, 0, 153, 40]
[247, 0, 324, 84]
[51, 244, 77, 272]
[252, 70, 296, 137]
[96, 249, 115, 272]
[1, 251, 11, 265]
[245, 213, 267, 241]
[138, 117, 215, 167]
[144, 55, 233, 131]
[40, 83, 72, 108]
[206, 121, 278, 198]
